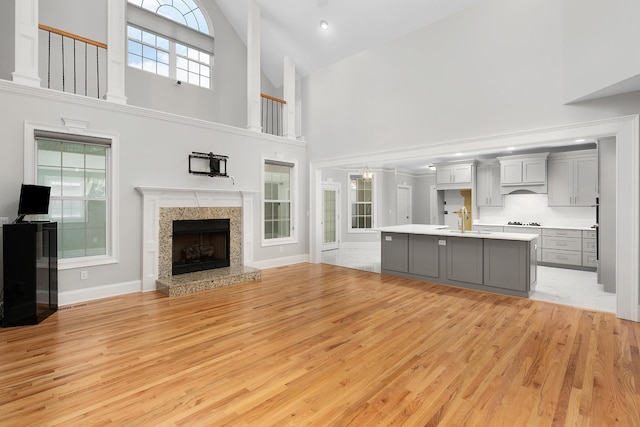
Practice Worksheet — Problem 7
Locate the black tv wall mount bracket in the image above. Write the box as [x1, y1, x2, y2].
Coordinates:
[188, 152, 234, 184]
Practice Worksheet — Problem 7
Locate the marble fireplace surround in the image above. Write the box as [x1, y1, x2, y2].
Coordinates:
[136, 187, 258, 292]
[158, 207, 240, 279]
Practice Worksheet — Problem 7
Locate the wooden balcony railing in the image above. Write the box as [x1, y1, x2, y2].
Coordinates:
[39, 24, 107, 99]
[261, 93, 286, 137]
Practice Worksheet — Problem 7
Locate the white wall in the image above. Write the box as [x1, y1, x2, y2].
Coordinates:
[301, 0, 640, 162]
[0, 81, 307, 299]
[562, 0, 640, 102]
[39, 0, 107, 44]
[412, 174, 435, 224]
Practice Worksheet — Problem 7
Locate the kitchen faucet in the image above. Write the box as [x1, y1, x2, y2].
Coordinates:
[457, 207, 469, 233]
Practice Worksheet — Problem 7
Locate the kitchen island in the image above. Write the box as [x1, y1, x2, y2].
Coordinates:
[378, 224, 538, 298]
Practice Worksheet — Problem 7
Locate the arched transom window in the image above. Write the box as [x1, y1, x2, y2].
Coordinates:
[127, 0, 214, 88]
[128, 0, 210, 34]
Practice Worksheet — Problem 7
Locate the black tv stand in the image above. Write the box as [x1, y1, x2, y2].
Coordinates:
[1, 222, 58, 327]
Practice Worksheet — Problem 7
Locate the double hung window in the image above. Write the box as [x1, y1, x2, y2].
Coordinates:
[263, 159, 297, 244]
[348, 173, 375, 232]
[27, 127, 118, 269]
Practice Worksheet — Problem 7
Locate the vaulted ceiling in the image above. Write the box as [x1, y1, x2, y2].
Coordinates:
[214, 0, 485, 88]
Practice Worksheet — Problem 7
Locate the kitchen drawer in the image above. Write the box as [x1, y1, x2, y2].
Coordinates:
[542, 228, 582, 238]
[542, 236, 582, 251]
[583, 252, 598, 268]
[474, 225, 504, 232]
[583, 238, 596, 253]
[542, 249, 582, 266]
[583, 230, 596, 239]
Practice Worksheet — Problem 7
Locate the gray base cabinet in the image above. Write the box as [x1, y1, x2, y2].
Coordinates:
[446, 237, 483, 285]
[381, 232, 537, 298]
[381, 233, 408, 273]
[484, 239, 534, 292]
[408, 235, 439, 277]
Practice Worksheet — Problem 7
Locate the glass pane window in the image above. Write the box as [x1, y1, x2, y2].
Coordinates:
[127, 1, 212, 87]
[264, 162, 293, 240]
[127, 26, 170, 77]
[176, 43, 211, 88]
[349, 175, 374, 231]
[36, 139, 109, 260]
[133, 0, 210, 35]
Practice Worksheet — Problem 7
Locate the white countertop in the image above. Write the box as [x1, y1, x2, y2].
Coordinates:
[377, 224, 539, 242]
[476, 222, 596, 231]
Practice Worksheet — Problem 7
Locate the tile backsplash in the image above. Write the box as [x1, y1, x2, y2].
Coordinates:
[478, 193, 595, 228]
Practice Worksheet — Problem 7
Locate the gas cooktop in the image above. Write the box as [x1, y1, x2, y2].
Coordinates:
[507, 221, 541, 227]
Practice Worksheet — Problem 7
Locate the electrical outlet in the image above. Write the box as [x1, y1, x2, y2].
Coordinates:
[279, 246, 284, 253]
[80, 271, 88, 280]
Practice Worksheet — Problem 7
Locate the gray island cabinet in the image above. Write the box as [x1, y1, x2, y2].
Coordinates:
[379, 225, 538, 298]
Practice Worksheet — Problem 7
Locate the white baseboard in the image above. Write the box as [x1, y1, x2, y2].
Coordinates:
[339, 242, 381, 249]
[59, 280, 141, 306]
[58, 255, 310, 305]
[246, 254, 309, 270]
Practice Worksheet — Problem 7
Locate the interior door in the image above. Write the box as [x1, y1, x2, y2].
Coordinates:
[397, 185, 412, 225]
[321, 182, 340, 251]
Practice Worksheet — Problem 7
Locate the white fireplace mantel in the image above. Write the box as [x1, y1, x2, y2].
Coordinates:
[136, 186, 259, 292]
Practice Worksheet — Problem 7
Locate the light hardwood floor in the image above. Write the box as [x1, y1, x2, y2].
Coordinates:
[1, 263, 639, 426]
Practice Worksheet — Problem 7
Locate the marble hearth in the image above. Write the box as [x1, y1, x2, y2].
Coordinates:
[136, 187, 261, 295]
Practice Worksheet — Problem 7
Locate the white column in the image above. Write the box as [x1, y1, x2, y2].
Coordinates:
[246, 0, 262, 133]
[12, 0, 41, 87]
[105, 0, 127, 104]
[283, 56, 297, 140]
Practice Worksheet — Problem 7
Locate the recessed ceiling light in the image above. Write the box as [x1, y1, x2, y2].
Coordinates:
[320, 20, 329, 31]
[455, 153, 463, 156]
[575, 139, 586, 142]
[507, 147, 516, 151]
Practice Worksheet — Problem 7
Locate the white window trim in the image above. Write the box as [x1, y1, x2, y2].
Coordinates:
[24, 121, 120, 270]
[261, 156, 298, 247]
[126, 2, 215, 90]
[127, 25, 213, 89]
[347, 171, 377, 234]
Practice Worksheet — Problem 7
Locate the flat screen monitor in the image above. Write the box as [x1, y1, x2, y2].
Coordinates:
[16, 184, 51, 223]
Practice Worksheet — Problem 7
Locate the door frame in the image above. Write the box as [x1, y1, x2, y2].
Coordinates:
[321, 181, 341, 251]
[396, 184, 412, 225]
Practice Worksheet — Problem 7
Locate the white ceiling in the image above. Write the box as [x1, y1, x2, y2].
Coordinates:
[211, 0, 598, 174]
[214, 0, 485, 88]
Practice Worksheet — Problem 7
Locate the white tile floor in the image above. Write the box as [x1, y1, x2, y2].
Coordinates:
[321, 244, 616, 313]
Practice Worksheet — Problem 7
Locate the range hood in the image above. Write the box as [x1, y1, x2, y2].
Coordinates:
[501, 184, 547, 195]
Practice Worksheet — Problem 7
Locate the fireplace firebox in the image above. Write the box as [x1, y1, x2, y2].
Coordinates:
[172, 219, 230, 275]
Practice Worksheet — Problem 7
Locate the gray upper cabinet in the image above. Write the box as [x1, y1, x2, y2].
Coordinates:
[500, 156, 547, 185]
[435, 162, 475, 189]
[547, 151, 597, 207]
[476, 163, 503, 207]
[497, 153, 549, 194]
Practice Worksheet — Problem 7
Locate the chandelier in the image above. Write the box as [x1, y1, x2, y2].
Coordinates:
[361, 166, 373, 180]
